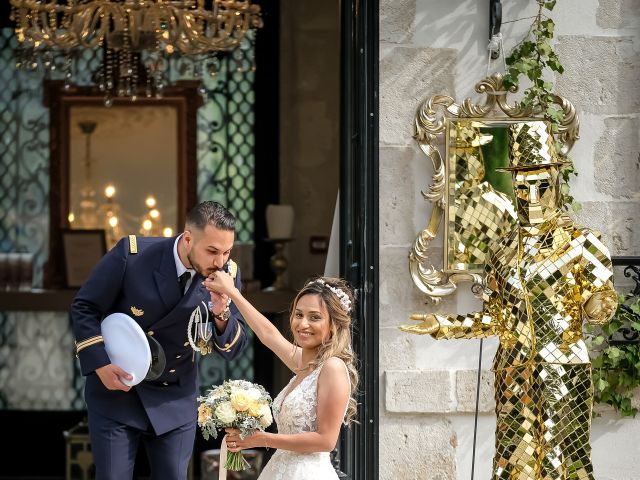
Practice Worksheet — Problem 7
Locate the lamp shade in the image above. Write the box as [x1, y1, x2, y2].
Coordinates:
[266, 204, 294, 239]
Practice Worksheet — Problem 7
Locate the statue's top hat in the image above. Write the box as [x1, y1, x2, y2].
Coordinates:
[497, 121, 570, 172]
[450, 122, 494, 148]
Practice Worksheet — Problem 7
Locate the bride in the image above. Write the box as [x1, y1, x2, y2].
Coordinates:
[204, 274, 359, 479]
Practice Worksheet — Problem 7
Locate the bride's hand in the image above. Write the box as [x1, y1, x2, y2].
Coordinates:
[202, 270, 236, 297]
[225, 428, 261, 453]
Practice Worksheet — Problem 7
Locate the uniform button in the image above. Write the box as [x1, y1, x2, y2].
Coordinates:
[183, 341, 189, 347]
[162, 382, 169, 386]
[147, 331, 154, 336]
[175, 354, 182, 359]
[224, 343, 230, 348]
[169, 369, 176, 373]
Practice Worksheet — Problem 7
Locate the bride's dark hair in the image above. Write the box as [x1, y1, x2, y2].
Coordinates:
[289, 276, 359, 425]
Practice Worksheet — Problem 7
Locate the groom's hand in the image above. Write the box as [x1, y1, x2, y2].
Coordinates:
[209, 291, 228, 316]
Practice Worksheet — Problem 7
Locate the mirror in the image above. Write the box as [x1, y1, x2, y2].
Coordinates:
[43, 80, 203, 288]
[445, 119, 519, 272]
[69, 105, 178, 247]
[409, 73, 579, 302]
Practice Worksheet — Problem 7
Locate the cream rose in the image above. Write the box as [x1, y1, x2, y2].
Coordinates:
[258, 404, 273, 428]
[214, 401, 237, 424]
[247, 401, 262, 417]
[230, 391, 252, 412]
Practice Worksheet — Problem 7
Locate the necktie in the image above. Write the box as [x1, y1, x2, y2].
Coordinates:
[178, 271, 191, 295]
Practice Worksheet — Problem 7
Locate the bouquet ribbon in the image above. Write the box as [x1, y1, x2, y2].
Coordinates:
[219, 434, 229, 480]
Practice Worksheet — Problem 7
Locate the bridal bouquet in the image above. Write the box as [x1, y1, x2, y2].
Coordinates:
[198, 379, 273, 471]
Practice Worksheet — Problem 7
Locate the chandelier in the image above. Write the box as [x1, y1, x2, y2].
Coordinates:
[10, 0, 263, 103]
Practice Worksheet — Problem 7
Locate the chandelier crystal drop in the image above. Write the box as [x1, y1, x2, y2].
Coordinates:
[10, 0, 263, 104]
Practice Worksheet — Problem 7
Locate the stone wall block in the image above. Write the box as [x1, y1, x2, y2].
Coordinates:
[455, 369, 495, 413]
[576, 202, 638, 256]
[556, 36, 640, 115]
[379, 327, 417, 370]
[380, 146, 418, 246]
[380, 46, 457, 146]
[385, 369, 455, 413]
[596, 0, 640, 29]
[379, 246, 428, 325]
[379, 419, 457, 480]
[593, 116, 640, 199]
[380, 0, 416, 44]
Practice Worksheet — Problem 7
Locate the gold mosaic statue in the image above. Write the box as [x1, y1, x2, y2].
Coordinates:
[402, 121, 618, 480]
[448, 123, 517, 270]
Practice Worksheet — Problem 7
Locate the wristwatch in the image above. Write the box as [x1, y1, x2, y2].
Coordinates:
[215, 307, 231, 322]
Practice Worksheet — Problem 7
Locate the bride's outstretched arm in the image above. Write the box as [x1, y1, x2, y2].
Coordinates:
[225, 358, 351, 454]
[203, 272, 301, 373]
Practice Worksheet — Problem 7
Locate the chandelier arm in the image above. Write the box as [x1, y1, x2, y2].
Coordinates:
[11, 0, 263, 100]
[73, 5, 109, 48]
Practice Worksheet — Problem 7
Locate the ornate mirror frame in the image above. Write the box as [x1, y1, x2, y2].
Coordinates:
[409, 73, 580, 302]
[43, 80, 203, 289]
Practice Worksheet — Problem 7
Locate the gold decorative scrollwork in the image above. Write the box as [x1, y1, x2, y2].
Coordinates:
[409, 73, 580, 303]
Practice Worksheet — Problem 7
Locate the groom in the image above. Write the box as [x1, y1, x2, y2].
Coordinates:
[70, 201, 247, 480]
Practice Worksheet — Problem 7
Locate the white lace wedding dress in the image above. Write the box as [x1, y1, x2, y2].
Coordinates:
[258, 362, 346, 480]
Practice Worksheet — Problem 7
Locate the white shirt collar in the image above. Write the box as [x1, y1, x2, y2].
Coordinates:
[173, 234, 195, 279]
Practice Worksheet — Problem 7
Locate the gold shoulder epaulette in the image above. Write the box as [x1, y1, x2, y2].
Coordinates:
[129, 235, 138, 254]
[228, 259, 238, 279]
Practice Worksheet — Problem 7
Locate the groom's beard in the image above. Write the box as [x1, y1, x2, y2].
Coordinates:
[186, 252, 224, 278]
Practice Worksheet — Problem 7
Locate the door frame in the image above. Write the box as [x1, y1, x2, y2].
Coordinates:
[339, 1, 379, 479]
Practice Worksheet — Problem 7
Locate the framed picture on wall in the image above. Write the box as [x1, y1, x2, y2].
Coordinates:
[61, 229, 107, 288]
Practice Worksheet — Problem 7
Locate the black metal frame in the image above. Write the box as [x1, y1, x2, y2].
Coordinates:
[339, 0, 379, 479]
[489, 0, 502, 59]
[609, 256, 640, 345]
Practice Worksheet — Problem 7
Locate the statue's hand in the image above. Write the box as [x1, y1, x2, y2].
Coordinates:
[400, 313, 439, 335]
[583, 290, 618, 325]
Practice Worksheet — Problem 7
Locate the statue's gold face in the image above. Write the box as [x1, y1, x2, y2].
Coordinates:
[513, 167, 560, 225]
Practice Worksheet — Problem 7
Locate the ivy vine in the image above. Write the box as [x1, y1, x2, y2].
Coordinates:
[586, 294, 640, 417]
[502, 0, 580, 213]
[503, 0, 563, 120]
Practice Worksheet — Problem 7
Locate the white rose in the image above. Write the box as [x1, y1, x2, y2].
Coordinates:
[211, 387, 226, 400]
[246, 388, 262, 401]
[214, 401, 237, 424]
[258, 404, 273, 428]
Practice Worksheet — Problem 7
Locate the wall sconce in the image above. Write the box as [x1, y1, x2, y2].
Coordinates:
[264, 204, 294, 291]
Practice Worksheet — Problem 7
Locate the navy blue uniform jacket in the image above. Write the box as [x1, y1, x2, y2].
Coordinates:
[70, 235, 247, 435]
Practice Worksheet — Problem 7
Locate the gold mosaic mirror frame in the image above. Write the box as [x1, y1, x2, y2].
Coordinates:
[409, 73, 580, 302]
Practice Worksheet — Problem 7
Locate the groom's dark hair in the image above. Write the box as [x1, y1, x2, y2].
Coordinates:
[185, 201, 236, 232]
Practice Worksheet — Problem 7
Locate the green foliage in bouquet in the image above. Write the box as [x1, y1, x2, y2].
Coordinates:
[585, 294, 640, 417]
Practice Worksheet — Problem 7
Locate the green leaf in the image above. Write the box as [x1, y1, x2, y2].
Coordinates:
[540, 19, 555, 33]
[606, 346, 622, 359]
[544, 1, 557, 10]
[596, 378, 610, 391]
[570, 201, 583, 213]
[538, 41, 552, 56]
